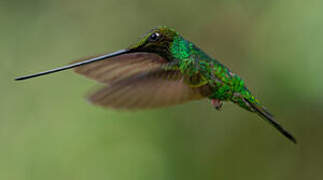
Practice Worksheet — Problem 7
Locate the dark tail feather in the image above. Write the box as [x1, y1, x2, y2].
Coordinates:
[244, 98, 297, 144]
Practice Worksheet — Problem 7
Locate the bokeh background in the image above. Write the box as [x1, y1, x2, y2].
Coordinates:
[1, 0, 323, 179]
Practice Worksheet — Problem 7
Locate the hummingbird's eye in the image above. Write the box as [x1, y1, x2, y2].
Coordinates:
[149, 32, 161, 41]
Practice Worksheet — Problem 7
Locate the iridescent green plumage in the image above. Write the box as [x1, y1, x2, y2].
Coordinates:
[129, 26, 295, 143]
[15, 25, 296, 143]
[148, 26, 259, 112]
[170, 33, 254, 110]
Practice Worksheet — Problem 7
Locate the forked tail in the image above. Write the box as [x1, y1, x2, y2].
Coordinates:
[243, 97, 297, 144]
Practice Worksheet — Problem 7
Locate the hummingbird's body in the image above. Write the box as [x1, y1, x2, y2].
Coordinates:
[157, 29, 256, 112]
[15, 26, 296, 143]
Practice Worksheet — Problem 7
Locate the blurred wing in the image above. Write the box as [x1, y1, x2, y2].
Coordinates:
[88, 70, 206, 109]
[73, 52, 167, 84]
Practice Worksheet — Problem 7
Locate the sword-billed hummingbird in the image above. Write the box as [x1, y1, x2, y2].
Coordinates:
[15, 26, 296, 143]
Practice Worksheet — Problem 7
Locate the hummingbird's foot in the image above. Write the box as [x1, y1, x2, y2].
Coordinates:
[211, 99, 223, 110]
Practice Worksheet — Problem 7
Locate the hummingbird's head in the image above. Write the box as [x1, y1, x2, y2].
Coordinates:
[128, 26, 181, 61]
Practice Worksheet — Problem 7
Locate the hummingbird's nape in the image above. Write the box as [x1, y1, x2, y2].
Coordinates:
[14, 49, 130, 81]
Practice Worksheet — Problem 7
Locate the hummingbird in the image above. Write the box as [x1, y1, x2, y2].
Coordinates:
[15, 26, 296, 143]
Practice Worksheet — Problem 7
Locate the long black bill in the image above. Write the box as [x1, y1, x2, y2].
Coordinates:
[15, 49, 130, 81]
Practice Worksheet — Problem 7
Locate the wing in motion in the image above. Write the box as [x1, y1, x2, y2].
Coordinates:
[73, 52, 208, 109]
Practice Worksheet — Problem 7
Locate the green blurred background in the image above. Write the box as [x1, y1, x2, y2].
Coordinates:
[1, 0, 323, 179]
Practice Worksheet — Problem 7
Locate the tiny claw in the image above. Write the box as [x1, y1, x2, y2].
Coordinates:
[211, 99, 223, 110]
